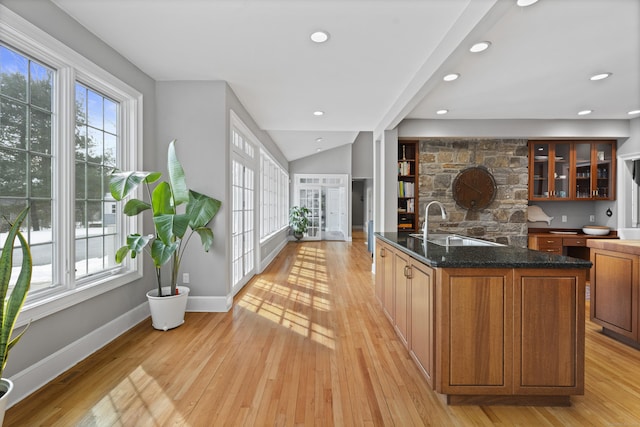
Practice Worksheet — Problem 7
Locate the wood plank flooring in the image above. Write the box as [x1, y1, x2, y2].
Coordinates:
[6, 232, 640, 426]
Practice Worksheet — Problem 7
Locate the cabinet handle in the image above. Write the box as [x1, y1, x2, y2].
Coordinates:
[546, 240, 555, 243]
[404, 265, 412, 279]
[380, 248, 385, 258]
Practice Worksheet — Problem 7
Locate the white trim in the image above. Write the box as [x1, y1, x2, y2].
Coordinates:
[7, 301, 150, 408]
[186, 295, 233, 312]
[259, 237, 288, 272]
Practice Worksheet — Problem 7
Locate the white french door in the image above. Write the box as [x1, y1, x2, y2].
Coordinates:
[298, 186, 322, 240]
[231, 116, 257, 294]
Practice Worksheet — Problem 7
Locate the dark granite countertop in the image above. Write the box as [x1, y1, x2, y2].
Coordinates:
[375, 232, 592, 269]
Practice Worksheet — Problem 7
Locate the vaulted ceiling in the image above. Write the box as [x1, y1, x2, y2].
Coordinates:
[52, 0, 640, 161]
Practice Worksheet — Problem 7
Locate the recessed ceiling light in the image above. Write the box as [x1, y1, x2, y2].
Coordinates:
[578, 110, 593, 116]
[313, 111, 324, 116]
[316, 148, 323, 152]
[628, 109, 640, 115]
[315, 137, 323, 142]
[470, 41, 491, 53]
[517, 0, 539, 7]
[310, 31, 330, 43]
[436, 109, 449, 115]
[443, 73, 460, 82]
[590, 73, 612, 81]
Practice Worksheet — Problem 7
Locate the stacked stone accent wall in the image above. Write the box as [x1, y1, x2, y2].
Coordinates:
[418, 138, 529, 247]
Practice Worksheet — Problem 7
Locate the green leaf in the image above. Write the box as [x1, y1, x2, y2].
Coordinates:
[194, 227, 214, 252]
[167, 140, 189, 205]
[187, 191, 221, 229]
[154, 214, 190, 244]
[0, 206, 31, 373]
[126, 234, 153, 257]
[151, 239, 179, 267]
[152, 181, 174, 216]
[115, 245, 130, 263]
[123, 199, 151, 216]
[109, 171, 159, 201]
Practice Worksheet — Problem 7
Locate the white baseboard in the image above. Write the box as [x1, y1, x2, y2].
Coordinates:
[7, 302, 150, 408]
[187, 295, 232, 312]
[260, 239, 288, 272]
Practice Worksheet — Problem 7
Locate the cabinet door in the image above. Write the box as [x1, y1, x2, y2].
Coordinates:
[409, 260, 435, 387]
[437, 269, 513, 394]
[381, 242, 395, 323]
[374, 239, 386, 305]
[594, 142, 615, 199]
[394, 251, 410, 348]
[514, 270, 585, 395]
[574, 142, 593, 199]
[590, 248, 639, 340]
[529, 142, 570, 200]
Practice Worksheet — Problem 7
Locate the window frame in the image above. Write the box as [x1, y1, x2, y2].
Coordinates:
[1, 6, 144, 327]
[259, 148, 289, 242]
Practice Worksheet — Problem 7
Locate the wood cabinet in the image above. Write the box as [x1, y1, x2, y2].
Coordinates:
[374, 237, 586, 405]
[437, 267, 585, 404]
[590, 247, 639, 341]
[529, 140, 615, 201]
[375, 239, 395, 323]
[528, 235, 563, 255]
[393, 250, 411, 348]
[398, 140, 419, 231]
[409, 260, 435, 387]
[514, 270, 584, 395]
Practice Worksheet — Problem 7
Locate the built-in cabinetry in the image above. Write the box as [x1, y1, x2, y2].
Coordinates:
[375, 239, 395, 323]
[398, 140, 419, 231]
[529, 140, 615, 201]
[588, 240, 640, 346]
[375, 236, 586, 405]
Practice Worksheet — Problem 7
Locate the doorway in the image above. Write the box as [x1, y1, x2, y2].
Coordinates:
[294, 174, 348, 241]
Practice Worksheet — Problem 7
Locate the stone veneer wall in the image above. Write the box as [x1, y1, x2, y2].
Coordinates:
[418, 138, 529, 248]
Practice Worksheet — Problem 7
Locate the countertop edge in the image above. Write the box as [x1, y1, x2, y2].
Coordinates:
[376, 232, 591, 269]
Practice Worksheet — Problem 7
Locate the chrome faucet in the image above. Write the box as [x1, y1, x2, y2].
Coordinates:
[423, 201, 447, 242]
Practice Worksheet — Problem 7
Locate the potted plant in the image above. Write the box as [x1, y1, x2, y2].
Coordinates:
[110, 140, 221, 331]
[0, 206, 32, 425]
[289, 206, 310, 240]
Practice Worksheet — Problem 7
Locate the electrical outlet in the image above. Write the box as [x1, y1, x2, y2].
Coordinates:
[183, 273, 190, 284]
[589, 215, 596, 223]
[561, 215, 567, 223]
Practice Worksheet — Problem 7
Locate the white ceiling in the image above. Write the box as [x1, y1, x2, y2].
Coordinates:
[51, 0, 640, 161]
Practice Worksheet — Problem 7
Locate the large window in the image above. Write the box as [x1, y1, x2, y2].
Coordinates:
[260, 149, 288, 240]
[0, 8, 142, 323]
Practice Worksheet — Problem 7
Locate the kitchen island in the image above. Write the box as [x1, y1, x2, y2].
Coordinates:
[375, 232, 591, 406]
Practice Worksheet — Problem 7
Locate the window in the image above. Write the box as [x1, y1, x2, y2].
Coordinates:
[260, 149, 288, 240]
[0, 7, 142, 323]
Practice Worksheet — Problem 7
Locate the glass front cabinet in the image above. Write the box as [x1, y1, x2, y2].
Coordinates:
[529, 140, 615, 201]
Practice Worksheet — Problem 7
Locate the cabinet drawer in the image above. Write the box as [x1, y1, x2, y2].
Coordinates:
[563, 237, 587, 247]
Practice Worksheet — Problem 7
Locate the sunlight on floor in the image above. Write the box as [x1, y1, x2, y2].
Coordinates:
[238, 246, 335, 349]
[88, 366, 190, 426]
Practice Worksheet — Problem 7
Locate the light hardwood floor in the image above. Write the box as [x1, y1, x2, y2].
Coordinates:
[6, 232, 640, 426]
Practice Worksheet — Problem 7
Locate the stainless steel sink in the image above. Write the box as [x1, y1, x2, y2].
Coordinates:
[409, 233, 504, 247]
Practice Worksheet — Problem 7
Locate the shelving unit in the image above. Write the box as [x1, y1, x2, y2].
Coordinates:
[398, 140, 419, 232]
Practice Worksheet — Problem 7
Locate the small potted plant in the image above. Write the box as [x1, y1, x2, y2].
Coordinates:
[110, 140, 221, 331]
[289, 206, 310, 240]
[0, 206, 32, 425]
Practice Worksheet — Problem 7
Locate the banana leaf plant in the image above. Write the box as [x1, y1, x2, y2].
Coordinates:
[0, 206, 32, 378]
[109, 140, 221, 297]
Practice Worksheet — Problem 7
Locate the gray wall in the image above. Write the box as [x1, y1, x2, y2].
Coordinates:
[156, 81, 289, 298]
[352, 131, 373, 179]
[289, 144, 353, 238]
[156, 81, 229, 297]
[352, 180, 365, 227]
[2, 0, 157, 376]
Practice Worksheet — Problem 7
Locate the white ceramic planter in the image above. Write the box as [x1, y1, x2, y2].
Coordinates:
[146, 286, 190, 331]
[0, 378, 13, 426]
